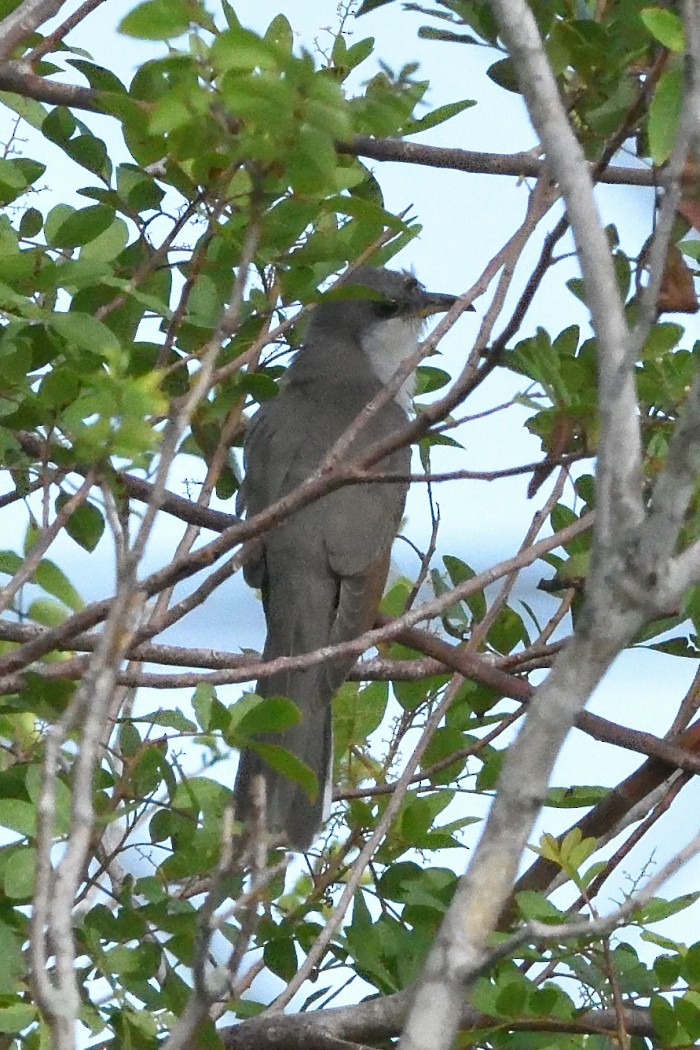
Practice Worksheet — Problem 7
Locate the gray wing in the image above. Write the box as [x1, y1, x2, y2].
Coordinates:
[322, 398, 411, 577]
[240, 388, 411, 584]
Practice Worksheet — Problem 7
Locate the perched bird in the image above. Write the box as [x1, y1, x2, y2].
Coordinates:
[234, 265, 456, 850]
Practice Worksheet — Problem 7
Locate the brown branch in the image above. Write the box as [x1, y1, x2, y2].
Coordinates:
[0, 472, 94, 616]
[218, 996, 654, 1050]
[570, 770, 692, 911]
[0, 56, 663, 194]
[390, 619, 700, 775]
[337, 135, 657, 187]
[352, 453, 588, 485]
[4, 606, 699, 783]
[502, 717, 700, 925]
[0, 60, 97, 107]
[0, 448, 594, 678]
[15, 432, 238, 531]
[0, 0, 68, 60]
[0, 476, 45, 508]
[26, 0, 107, 61]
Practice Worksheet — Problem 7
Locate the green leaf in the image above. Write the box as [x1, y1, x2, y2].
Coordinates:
[48, 204, 116, 248]
[650, 993, 678, 1042]
[415, 365, 451, 396]
[357, 0, 397, 13]
[545, 785, 609, 808]
[648, 67, 683, 165]
[263, 936, 298, 981]
[68, 59, 128, 94]
[344, 37, 375, 72]
[27, 597, 68, 626]
[19, 206, 43, 237]
[684, 944, 700, 984]
[486, 605, 527, 654]
[0, 90, 47, 130]
[0, 158, 45, 204]
[192, 682, 229, 732]
[515, 890, 567, 922]
[442, 555, 487, 620]
[0, 550, 22, 575]
[655, 953, 681, 987]
[265, 13, 293, 52]
[495, 978, 529, 1017]
[421, 726, 471, 784]
[0, 921, 24, 993]
[487, 57, 520, 93]
[49, 312, 120, 354]
[404, 98, 475, 135]
[558, 827, 597, 870]
[0, 799, 36, 837]
[56, 495, 105, 552]
[136, 709, 195, 733]
[334, 681, 389, 755]
[119, 721, 141, 756]
[0, 1003, 37, 1034]
[235, 696, 301, 736]
[34, 559, 83, 611]
[679, 239, 700, 261]
[642, 322, 684, 359]
[648, 636, 700, 657]
[119, 0, 194, 39]
[418, 26, 479, 45]
[641, 7, 685, 51]
[102, 941, 161, 977]
[25, 764, 71, 834]
[643, 929, 686, 952]
[475, 747, 504, 790]
[635, 892, 700, 924]
[79, 216, 129, 261]
[116, 162, 165, 210]
[211, 26, 283, 72]
[64, 133, 112, 179]
[3, 846, 36, 898]
[249, 742, 318, 801]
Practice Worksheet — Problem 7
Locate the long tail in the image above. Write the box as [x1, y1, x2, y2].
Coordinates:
[234, 564, 342, 851]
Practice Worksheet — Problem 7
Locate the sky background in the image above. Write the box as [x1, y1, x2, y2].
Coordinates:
[3, 0, 700, 1001]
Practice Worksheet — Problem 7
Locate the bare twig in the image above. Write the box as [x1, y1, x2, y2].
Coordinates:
[0, 472, 94, 616]
[26, 0, 106, 60]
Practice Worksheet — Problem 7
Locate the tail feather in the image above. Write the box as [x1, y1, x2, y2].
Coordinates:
[233, 709, 332, 851]
[234, 551, 391, 850]
[234, 564, 339, 850]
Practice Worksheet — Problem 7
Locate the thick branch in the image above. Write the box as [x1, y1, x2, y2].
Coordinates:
[339, 135, 657, 186]
[0, 58, 664, 192]
[0, 60, 96, 107]
[219, 996, 654, 1050]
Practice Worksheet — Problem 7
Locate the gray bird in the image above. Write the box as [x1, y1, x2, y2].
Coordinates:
[234, 265, 456, 850]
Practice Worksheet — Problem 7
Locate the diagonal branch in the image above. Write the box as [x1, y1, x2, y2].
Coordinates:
[0, 0, 69, 59]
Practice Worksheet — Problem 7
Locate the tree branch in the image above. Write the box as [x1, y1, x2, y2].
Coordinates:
[0, 0, 69, 59]
[338, 135, 657, 187]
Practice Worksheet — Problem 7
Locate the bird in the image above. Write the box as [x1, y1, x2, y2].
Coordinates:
[234, 265, 457, 850]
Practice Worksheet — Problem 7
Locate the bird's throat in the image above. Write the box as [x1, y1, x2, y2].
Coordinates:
[360, 316, 423, 412]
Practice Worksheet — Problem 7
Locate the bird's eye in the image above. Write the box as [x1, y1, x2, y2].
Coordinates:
[403, 275, 419, 291]
[376, 298, 401, 318]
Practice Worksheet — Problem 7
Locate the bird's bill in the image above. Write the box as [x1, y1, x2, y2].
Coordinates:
[418, 292, 472, 317]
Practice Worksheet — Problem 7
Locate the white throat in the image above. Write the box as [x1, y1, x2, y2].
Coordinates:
[360, 316, 423, 412]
